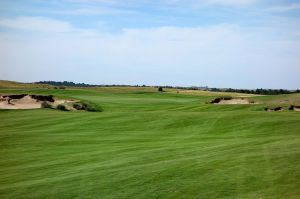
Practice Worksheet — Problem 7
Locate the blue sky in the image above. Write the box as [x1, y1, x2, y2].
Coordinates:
[0, 0, 300, 89]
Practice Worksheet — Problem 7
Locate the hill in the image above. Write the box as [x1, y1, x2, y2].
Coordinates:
[0, 80, 52, 89]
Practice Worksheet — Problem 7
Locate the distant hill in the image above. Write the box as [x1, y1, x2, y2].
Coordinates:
[36, 81, 300, 95]
[1, 80, 299, 95]
[0, 80, 52, 89]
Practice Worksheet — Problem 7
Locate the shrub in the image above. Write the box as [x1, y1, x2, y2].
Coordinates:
[59, 86, 66, 89]
[41, 101, 53, 109]
[289, 105, 294, 110]
[30, 95, 54, 102]
[73, 102, 86, 110]
[211, 98, 221, 103]
[73, 101, 103, 112]
[57, 104, 69, 111]
[222, 96, 233, 100]
[274, 107, 283, 111]
[210, 96, 233, 104]
[158, 87, 163, 92]
[85, 103, 102, 112]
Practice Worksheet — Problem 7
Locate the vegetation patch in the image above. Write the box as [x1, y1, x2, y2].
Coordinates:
[210, 96, 233, 103]
[41, 101, 53, 109]
[57, 104, 69, 111]
[158, 87, 164, 92]
[264, 107, 284, 112]
[73, 101, 103, 112]
[30, 95, 54, 102]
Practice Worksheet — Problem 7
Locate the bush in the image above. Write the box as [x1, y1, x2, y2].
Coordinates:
[41, 101, 53, 109]
[210, 96, 233, 104]
[73, 102, 86, 110]
[211, 98, 221, 103]
[57, 104, 69, 111]
[158, 87, 163, 92]
[73, 101, 103, 112]
[222, 96, 233, 100]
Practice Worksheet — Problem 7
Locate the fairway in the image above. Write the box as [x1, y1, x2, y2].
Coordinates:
[0, 88, 300, 199]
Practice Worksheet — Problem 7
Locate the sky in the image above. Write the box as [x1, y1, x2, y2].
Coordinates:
[0, 0, 300, 89]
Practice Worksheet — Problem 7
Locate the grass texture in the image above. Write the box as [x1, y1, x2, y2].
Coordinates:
[0, 88, 299, 199]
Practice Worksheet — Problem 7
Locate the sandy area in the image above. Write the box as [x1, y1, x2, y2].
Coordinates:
[0, 95, 41, 109]
[0, 95, 76, 110]
[294, 108, 300, 112]
[217, 99, 251, 104]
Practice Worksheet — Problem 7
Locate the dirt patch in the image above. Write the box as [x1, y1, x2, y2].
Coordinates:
[211, 97, 254, 104]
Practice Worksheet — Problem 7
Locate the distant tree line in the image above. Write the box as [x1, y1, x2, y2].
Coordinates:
[36, 81, 209, 90]
[37, 81, 98, 87]
[37, 81, 148, 88]
[36, 81, 299, 95]
[209, 88, 300, 95]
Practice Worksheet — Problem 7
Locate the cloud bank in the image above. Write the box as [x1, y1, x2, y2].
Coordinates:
[0, 0, 299, 89]
[0, 16, 299, 89]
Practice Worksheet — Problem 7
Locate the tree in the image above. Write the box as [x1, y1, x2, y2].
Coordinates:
[158, 87, 163, 92]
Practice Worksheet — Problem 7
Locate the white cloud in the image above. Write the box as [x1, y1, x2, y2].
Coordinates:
[62, 0, 258, 10]
[266, 3, 300, 12]
[54, 6, 138, 16]
[204, 0, 257, 6]
[163, 0, 258, 6]
[0, 16, 75, 33]
[0, 17, 299, 89]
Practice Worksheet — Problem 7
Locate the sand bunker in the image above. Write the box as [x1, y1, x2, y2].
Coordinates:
[0, 94, 101, 112]
[288, 105, 300, 112]
[218, 99, 251, 104]
[0, 94, 71, 110]
[211, 97, 254, 104]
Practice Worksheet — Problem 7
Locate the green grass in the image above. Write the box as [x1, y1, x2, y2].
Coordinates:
[0, 88, 300, 199]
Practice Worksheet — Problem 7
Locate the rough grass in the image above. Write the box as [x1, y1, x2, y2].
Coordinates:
[253, 93, 300, 106]
[72, 100, 103, 112]
[0, 80, 52, 89]
[0, 88, 300, 199]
